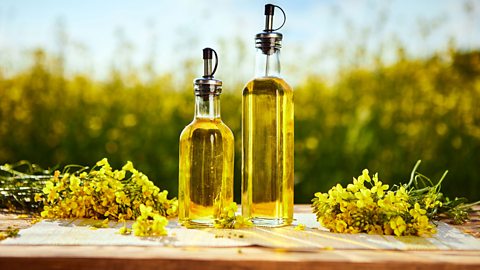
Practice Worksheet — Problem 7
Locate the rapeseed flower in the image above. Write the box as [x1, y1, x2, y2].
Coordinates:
[34, 158, 177, 237]
[214, 202, 253, 229]
[312, 167, 441, 236]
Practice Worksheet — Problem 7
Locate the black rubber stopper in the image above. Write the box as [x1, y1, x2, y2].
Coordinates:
[203, 48, 213, 60]
[265, 4, 275, 15]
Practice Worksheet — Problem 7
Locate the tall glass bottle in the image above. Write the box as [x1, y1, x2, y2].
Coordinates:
[179, 48, 234, 228]
[242, 4, 294, 227]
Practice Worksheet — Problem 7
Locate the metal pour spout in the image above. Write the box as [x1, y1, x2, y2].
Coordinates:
[194, 47, 222, 97]
[264, 4, 275, 32]
[203, 48, 214, 78]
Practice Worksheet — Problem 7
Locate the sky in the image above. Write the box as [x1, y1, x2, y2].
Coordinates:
[0, 0, 478, 84]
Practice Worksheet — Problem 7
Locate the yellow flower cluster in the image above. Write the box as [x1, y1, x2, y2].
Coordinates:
[312, 169, 438, 236]
[35, 158, 177, 235]
[294, 223, 306, 231]
[0, 226, 19, 240]
[214, 202, 253, 229]
[130, 204, 168, 236]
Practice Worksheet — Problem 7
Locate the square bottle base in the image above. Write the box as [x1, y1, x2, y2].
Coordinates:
[251, 217, 292, 227]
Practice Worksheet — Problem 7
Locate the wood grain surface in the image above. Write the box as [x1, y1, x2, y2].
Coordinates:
[0, 205, 479, 270]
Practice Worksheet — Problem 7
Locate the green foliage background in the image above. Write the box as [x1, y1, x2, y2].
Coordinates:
[0, 46, 479, 203]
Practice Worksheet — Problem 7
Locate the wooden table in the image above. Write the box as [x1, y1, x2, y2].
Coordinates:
[0, 205, 479, 270]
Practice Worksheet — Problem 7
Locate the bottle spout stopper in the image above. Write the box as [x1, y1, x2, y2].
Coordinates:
[203, 48, 218, 78]
[194, 47, 222, 96]
[256, 4, 286, 55]
[263, 4, 286, 32]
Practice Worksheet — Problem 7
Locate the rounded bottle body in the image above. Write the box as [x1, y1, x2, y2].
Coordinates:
[179, 118, 234, 227]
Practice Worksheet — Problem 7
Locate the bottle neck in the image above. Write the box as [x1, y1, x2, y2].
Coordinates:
[194, 94, 221, 119]
[255, 48, 281, 78]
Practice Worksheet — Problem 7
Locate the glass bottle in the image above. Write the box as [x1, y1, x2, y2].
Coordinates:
[179, 48, 234, 227]
[242, 4, 294, 227]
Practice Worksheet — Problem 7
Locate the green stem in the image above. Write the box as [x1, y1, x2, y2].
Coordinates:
[435, 170, 448, 191]
[407, 160, 422, 188]
[63, 165, 89, 174]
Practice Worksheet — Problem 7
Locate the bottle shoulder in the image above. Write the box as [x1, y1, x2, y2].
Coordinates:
[180, 118, 234, 141]
[218, 121, 234, 140]
[243, 77, 293, 95]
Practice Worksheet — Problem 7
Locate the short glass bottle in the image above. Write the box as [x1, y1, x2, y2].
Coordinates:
[179, 48, 235, 228]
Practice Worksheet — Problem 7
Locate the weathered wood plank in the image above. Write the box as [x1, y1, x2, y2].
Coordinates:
[0, 205, 479, 270]
[3, 212, 479, 250]
[0, 246, 479, 270]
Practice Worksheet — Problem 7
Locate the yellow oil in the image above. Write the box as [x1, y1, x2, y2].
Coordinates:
[179, 118, 234, 227]
[242, 77, 294, 226]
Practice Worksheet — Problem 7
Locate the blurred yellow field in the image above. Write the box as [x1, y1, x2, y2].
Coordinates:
[1, 48, 478, 202]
